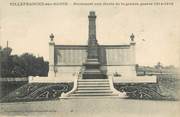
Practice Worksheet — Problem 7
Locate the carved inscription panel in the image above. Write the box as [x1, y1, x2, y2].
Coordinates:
[55, 48, 87, 65]
[54, 46, 133, 65]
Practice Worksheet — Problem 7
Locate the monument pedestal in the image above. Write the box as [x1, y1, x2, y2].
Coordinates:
[83, 72, 106, 79]
[82, 11, 107, 79]
[82, 59, 107, 79]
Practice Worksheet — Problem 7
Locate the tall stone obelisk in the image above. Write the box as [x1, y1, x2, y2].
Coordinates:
[82, 11, 106, 79]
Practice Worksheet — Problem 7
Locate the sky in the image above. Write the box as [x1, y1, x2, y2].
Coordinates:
[0, 0, 180, 67]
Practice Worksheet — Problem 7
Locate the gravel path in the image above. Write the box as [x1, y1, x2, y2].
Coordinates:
[0, 98, 179, 117]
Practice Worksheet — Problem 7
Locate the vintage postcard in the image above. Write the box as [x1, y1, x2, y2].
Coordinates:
[0, 0, 180, 117]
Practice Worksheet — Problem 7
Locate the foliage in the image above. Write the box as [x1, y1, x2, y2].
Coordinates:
[114, 82, 178, 101]
[0, 46, 49, 77]
[136, 62, 178, 76]
[0, 83, 73, 102]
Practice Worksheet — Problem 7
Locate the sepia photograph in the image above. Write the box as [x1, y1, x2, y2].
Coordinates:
[0, 0, 180, 117]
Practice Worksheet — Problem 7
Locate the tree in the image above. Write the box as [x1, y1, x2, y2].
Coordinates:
[155, 62, 163, 69]
[0, 47, 13, 77]
[0, 47, 49, 77]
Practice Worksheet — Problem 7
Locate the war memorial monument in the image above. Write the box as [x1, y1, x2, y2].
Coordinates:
[0, 11, 179, 117]
[46, 11, 155, 98]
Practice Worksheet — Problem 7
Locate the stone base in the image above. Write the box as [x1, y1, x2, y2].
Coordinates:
[82, 58, 106, 79]
[82, 71, 107, 79]
[48, 71, 55, 77]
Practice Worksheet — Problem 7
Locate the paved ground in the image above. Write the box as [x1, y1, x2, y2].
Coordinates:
[0, 98, 180, 117]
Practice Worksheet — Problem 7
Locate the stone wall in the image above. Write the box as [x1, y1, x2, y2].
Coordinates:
[52, 45, 136, 78]
[54, 45, 134, 66]
[105, 47, 133, 65]
[55, 47, 87, 65]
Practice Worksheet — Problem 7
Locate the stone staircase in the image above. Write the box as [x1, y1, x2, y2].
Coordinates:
[61, 79, 120, 98]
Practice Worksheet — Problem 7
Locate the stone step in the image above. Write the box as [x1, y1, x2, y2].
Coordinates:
[75, 90, 113, 93]
[61, 96, 120, 99]
[78, 81, 109, 83]
[78, 84, 110, 87]
[78, 82, 110, 85]
[78, 79, 109, 82]
[78, 82, 109, 85]
[71, 93, 114, 96]
[77, 87, 111, 90]
[64, 78, 119, 98]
